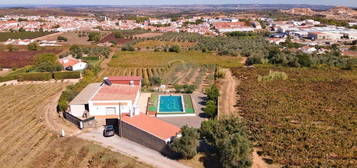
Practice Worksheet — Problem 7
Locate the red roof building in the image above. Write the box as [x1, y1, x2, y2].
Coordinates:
[121, 113, 180, 141]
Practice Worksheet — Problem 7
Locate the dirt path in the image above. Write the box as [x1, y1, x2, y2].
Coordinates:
[218, 69, 239, 118]
[218, 69, 271, 168]
[42, 89, 81, 136]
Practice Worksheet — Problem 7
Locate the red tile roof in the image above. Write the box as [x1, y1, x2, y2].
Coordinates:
[59, 57, 81, 68]
[121, 114, 180, 140]
[108, 76, 142, 81]
[91, 84, 140, 102]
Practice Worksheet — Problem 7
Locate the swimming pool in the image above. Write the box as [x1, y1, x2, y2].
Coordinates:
[158, 95, 184, 113]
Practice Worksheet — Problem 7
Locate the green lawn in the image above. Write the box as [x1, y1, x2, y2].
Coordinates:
[0, 32, 54, 42]
[109, 51, 242, 68]
[183, 95, 195, 114]
[148, 94, 159, 112]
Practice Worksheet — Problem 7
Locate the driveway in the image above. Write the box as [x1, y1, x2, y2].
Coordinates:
[77, 128, 190, 168]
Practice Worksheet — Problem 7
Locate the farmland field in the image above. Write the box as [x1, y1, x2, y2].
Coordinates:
[0, 31, 54, 42]
[234, 67, 357, 167]
[0, 50, 62, 68]
[109, 51, 242, 68]
[134, 40, 196, 49]
[0, 84, 151, 168]
[39, 32, 92, 45]
[99, 33, 131, 45]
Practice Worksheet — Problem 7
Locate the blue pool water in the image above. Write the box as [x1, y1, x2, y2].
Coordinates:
[159, 96, 184, 112]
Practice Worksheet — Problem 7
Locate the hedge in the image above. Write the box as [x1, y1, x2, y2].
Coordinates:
[53, 71, 81, 80]
[0, 75, 17, 82]
[81, 56, 99, 61]
[18, 72, 52, 81]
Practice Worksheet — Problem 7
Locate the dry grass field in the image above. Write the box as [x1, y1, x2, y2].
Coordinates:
[0, 84, 151, 168]
[133, 32, 163, 38]
[41, 32, 92, 46]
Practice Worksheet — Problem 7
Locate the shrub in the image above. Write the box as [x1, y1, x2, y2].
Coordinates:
[34, 53, 63, 72]
[204, 100, 217, 118]
[53, 71, 81, 80]
[57, 36, 68, 42]
[81, 56, 99, 61]
[114, 32, 123, 38]
[169, 45, 181, 53]
[88, 32, 101, 42]
[27, 42, 39, 51]
[150, 76, 162, 86]
[170, 126, 199, 159]
[18, 72, 52, 81]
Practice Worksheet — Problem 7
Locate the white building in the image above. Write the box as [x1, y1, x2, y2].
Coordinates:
[59, 57, 87, 71]
[69, 76, 142, 119]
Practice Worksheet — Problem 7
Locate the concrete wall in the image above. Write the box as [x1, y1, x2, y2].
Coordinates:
[119, 121, 171, 155]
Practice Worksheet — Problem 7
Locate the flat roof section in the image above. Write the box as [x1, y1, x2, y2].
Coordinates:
[121, 114, 180, 141]
[69, 83, 102, 105]
[91, 84, 140, 102]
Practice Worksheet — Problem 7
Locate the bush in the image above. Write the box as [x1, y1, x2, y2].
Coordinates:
[122, 44, 135, 51]
[88, 32, 101, 42]
[34, 53, 63, 72]
[204, 100, 217, 118]
[27, 42, 39, 51]
[53, 71, 81, 80]
[114, 32, 123, 38]
[81, 56, 99, 61]
[150, 76, 162, 86]
[170, 126, 199, 159]
[18, 72, 52, 81]
[57, 36, 68, 42]
[169, 45, 181, 53]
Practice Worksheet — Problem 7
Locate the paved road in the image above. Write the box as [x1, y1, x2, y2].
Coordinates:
[77, 128, 190, 168]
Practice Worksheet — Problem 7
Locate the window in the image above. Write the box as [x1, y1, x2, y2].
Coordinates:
[106, 107, 116, 115]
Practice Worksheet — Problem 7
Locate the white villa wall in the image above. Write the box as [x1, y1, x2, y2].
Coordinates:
[70, 104, 85, 117]
[88, 100, 133, 116]
[72, 62, 87, 71]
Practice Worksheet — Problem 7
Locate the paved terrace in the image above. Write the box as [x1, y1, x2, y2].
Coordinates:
[158, 93, 207, 128]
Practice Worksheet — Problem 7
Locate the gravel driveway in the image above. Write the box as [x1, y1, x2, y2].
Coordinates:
[77, 128, 190, 168]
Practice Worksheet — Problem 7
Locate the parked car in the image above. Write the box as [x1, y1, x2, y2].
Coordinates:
[103, 125, 115, 137]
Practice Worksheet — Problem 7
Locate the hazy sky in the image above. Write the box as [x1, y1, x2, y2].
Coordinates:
[1, 0, 357, 7]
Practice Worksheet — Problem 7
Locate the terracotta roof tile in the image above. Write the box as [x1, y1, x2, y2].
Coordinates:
[108, 76, 142, 81]
[91, 84, 140, 102]
[121, 114, 180, 140]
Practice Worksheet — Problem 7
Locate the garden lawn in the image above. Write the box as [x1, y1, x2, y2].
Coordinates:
[183, 95, 195, 114]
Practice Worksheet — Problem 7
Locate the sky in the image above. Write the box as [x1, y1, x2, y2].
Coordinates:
[0, 0, 356, 7]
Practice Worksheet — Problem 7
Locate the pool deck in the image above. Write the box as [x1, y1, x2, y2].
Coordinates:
[157, 93, 207, 128]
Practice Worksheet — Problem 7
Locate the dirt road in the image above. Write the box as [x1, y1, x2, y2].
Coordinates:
[218, 69, 239, 118]
[77, 128, 190, 168]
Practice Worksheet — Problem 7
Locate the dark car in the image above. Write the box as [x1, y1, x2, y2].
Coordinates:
[103, 125, 115, 137]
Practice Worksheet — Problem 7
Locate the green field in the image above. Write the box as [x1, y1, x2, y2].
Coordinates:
[234, 67, 357, 167]
[0, 32, 54, 42]
[109, 51, 242, 68]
